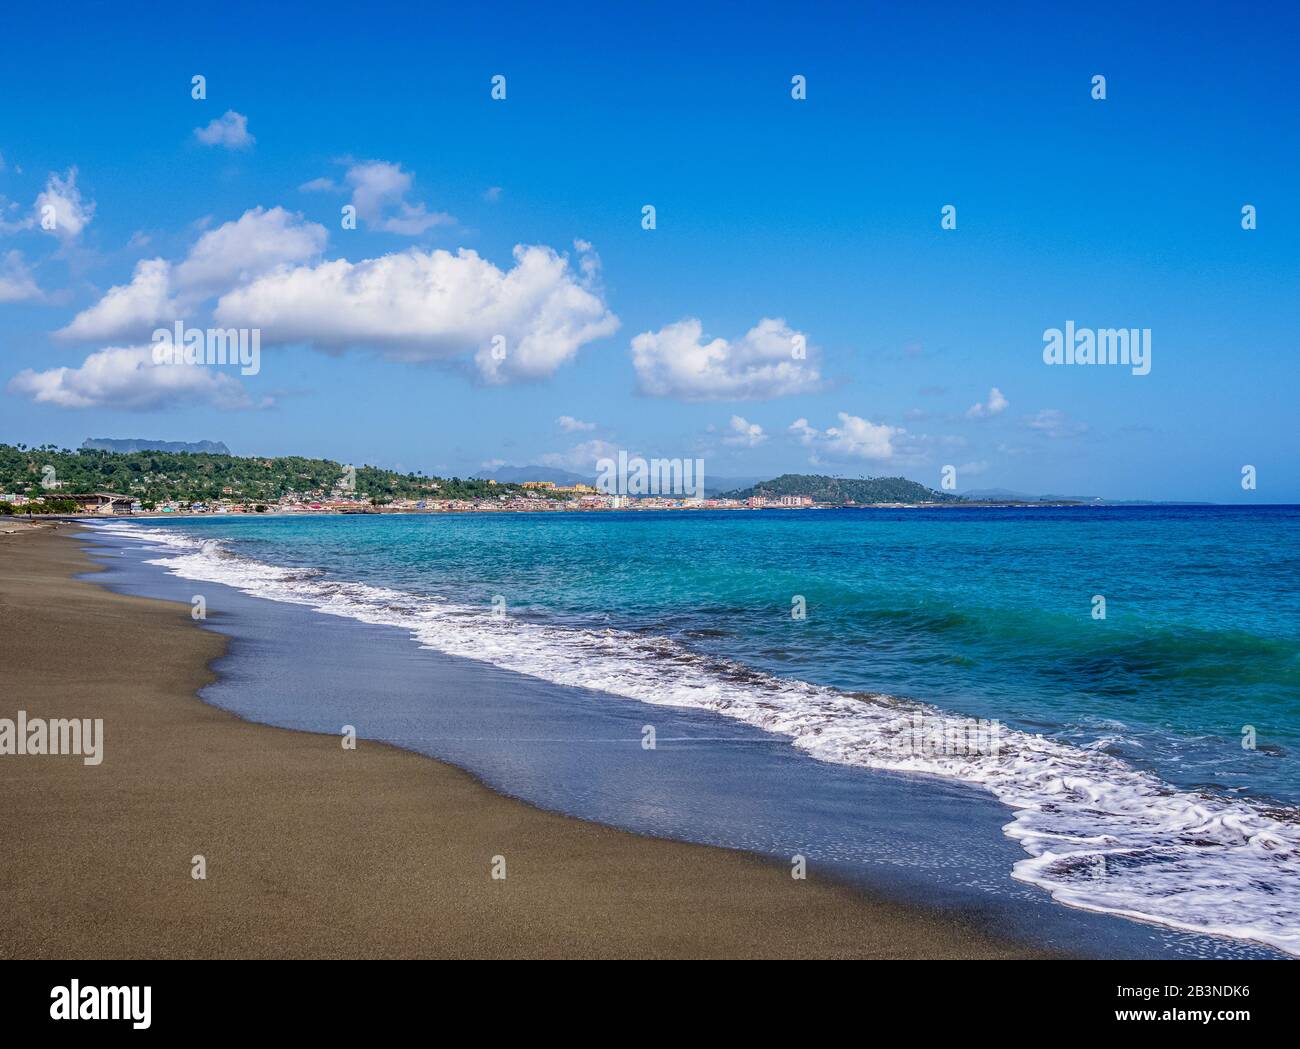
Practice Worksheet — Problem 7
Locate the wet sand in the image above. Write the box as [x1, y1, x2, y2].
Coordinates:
[0, 526, 1047, 958]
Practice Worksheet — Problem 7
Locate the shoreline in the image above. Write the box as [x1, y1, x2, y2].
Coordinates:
[0, 526, 1050, 959]
[13, 500, 1259, 525]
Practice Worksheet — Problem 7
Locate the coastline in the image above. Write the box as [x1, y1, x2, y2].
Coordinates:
[0, 527, 1049, 959]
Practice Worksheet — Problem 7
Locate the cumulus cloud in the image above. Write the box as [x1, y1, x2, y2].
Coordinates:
[194, 110, 255, 149]
[299, 160, 450, 234]
[631, 317, 821, 400]
[723, 414, 767, 447]
[173, 206, 327, 299]
[345, 160, 452, 235]
[1024, 408, 1088, 439]
[7, 346, 257, 410]
[966, 386, 1008, 419]
[58, 207, 326, 341]
[537, 438, 621, 472]
[557, 415, 595, 432]
[57, 258, 177, 341]
[214, 241, 619, 383]
[790, 412, 904, 462]
[0, 250, 42, 302]
[34, 168, 95, 240]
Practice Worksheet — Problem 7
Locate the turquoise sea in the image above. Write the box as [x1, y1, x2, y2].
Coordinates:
[101, 505, 1300, 954]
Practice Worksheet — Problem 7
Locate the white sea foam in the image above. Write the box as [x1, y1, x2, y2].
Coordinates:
[94, 521, 1300, 955]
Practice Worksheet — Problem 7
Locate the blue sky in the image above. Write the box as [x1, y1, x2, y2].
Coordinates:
[1, 0, 1296, 500]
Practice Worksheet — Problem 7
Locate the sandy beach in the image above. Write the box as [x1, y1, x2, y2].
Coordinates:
[0, 526, 1046, 959]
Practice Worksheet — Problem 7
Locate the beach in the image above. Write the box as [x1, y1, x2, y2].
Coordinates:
[0, 526, 1045, 959]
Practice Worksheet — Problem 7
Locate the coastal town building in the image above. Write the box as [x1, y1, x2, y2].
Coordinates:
[3, 481, 829, 518]
[53, 492, 135, 515]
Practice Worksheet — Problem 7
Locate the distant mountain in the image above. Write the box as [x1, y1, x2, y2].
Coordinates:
[725, 473, 962, 504]
[703, 474, 766, 497]
[960, 487, 1038, 501]
[961, 487, 1103, 503]
[82, 438, 232, 455]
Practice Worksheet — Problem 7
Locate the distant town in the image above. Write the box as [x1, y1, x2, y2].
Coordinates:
[1, 441, 1113, 521]
[2, 478, 823, 518]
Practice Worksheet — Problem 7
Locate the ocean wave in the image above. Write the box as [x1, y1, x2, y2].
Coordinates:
[93, 520, 1300, 956]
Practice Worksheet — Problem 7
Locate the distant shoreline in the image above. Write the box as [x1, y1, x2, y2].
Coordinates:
[14, 499, 1263, 524]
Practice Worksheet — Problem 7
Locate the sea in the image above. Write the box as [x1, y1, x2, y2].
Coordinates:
[86, 505, 1300, 956]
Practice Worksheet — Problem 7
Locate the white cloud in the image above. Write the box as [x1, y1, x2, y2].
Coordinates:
[345, 160, 452, 235]
[173, 206, 327, 299]
[215, 241, 619, 383]
[790, 412, 904, 462]
[483, 186, 503, 203]
[1024, 408, 1088, 439]
[723, 414, 767, 447]
[537, 438, 621, 472]
[966, 386, 1009, 419]
[0, 250, 41, 302]
[299, 176, 339, 193]
[58, 207, 326, 341]
[194, 110, 255, 149]
[557, 415, 595, 432]
[631, 317, 821, 400]
[57, 258, 176, 341]
[34, 168, 95, 240]
[7, 346, 257, 410]
[572, 238, 603, 286]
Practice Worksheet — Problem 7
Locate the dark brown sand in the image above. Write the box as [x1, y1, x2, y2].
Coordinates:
[0, 526, 1048, 958]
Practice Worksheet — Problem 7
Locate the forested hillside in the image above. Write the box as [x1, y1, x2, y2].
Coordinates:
[0, 444, 542, 505]
[724, 473, 963, 504]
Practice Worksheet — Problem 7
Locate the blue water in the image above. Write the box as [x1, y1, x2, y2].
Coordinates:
[129, 505, 1300, 802]
[95, 505, 1300, 953]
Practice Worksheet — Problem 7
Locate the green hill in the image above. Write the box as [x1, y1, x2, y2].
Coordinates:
[0, 444, 549, 506]
[724, 473, 963, 505]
